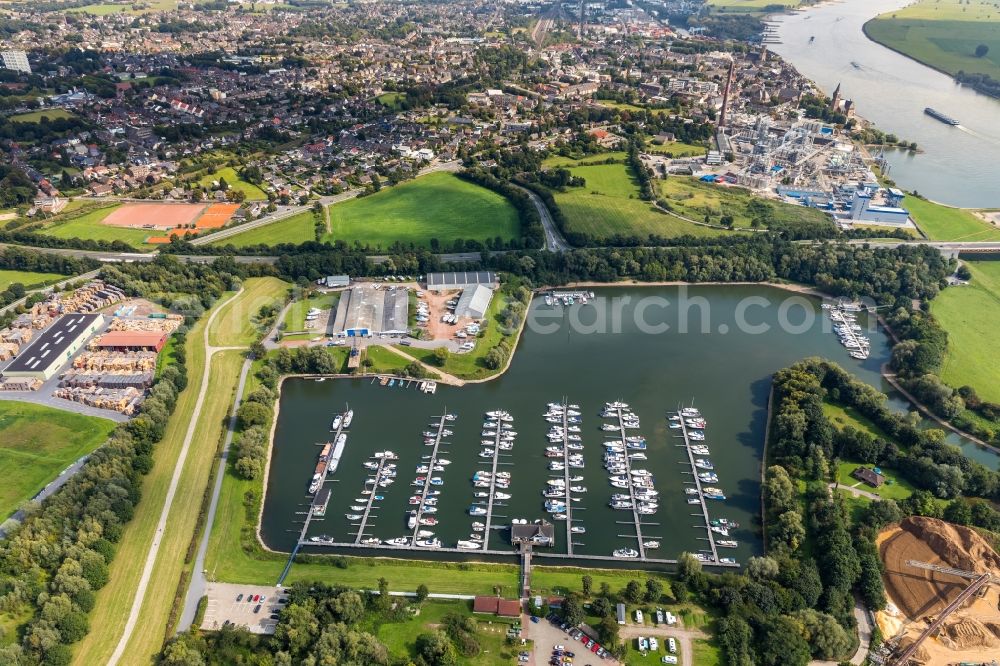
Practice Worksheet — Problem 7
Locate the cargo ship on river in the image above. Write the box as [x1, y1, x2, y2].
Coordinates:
[924, 107, 959, 126]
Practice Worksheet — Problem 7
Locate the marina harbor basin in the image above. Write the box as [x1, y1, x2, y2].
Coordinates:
[260, 286, 900, 566]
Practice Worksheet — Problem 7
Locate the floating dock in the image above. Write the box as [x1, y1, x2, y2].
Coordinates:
[352, 456, 388, 544]
[674, 410, 720, 564]
[612, 405, 648, 560]
[410, 412, 451, 545]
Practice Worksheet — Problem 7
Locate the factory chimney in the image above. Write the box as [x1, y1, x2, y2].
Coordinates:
[719, 58, 735, 129]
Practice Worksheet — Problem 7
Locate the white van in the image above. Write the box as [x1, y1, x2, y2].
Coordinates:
[668, 637, 676, 654]
[634, 609, 643, 623]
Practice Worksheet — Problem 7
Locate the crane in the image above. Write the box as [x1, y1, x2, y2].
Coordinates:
[890, 560, 996, 666]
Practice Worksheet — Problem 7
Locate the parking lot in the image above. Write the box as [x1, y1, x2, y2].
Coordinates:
[201, 582, 288, 634]
[524, 613, 614, 666]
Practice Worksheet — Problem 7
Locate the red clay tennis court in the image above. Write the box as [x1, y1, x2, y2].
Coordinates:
[102, 203, 205, 230]
[144, 202, 241, 244]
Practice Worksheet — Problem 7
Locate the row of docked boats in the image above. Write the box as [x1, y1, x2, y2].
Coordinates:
[824, 304, 870, 360]
[344, 451, 398, 523]
[541, 402, 584, 527]
[405, 414, 457, 543]
[603, 401, 659, 559]
[672, 407, 738, 562]
[543, 290, 595, 307]
[462, 410, 517, 549]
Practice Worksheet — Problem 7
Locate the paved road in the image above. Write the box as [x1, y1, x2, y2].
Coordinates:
[178, 357, 253, 631]
[830, 481, 882, 501]
[514, 184, 571, 252]
[809, 596, 872, 666]
[107, 291, 244, 666]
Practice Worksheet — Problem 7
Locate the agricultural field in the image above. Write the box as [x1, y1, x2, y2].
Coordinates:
[9, 108, 76, 123]
[905, 196, 1000, 241]
[931, 260, 1000, 402]
[542, 158, 721, 240]
[0, 269, 66, 291]
[865, 0, 1000, 79]
[64, 0, 177, 14]
[0, 402, 115, 520]
[210, 210, 318, 248]
[324, 172, 520, 250]
[37, 204, 157, 247]
[195, 166, 267, 201]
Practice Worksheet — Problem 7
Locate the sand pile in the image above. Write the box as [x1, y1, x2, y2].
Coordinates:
[880, 516, 1000, 620]
[937, 617, 1000, 650]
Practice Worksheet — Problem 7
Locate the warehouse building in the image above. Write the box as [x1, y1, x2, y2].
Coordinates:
[426, 271, 497, 292]
[317, 275, 350, 288]
[92, 330, 168, 353]
[331, 285, 408, 337]
[454, 284, 494, 320]
[3, 314, 105, 381]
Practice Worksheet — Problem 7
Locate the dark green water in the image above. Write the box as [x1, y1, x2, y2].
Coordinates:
[260, 285, 992, 567]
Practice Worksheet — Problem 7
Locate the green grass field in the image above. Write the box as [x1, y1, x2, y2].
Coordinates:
[64, 0, 177, 14]
[209, 277, 289, 347]
[376, 92, 407, 110]
[0, 402, 114, 520]
[38, 204, 158, 247]
[646, 140, 707, 158]
[195, 166, 267, 201]
[0, 269, 66, 291]
[210, 210, 318, 248]
[9, 108, 76, 123]
[544, 160, 720, 240]
[324, 172, 520, 250]
[835, 461, 915, 501]
[866, 0, 1000, 79]
[905, 196, 1000, 241]
[932, 260, 1000, 402]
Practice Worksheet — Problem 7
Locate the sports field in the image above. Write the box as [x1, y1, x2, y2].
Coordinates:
[324, 172, 520, 249]
[545, 159, 720, 240]
[103, 203, 204, 230]
[932, 260, 1000, 402]
[9, 108, 76, 123]
[905, 196, 1000, 241]
[0, 401, 114, 519]
[0, 269, 66, 291]
[209, 210, 318, 248]
[39, 204, 156, 247]
[195, 166, 267, 201]
[865, 0, 1000, 79]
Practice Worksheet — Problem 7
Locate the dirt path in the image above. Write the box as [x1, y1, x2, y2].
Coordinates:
[107, 290, 244, 666]
[829, 481, 882, 501]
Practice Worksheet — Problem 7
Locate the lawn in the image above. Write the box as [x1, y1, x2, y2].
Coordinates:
[365, 599, 522, 666]
[931, 260, 1000, 402]
[196, 166, 267, 201]
[38, 204, 157, 247]
[544, 160, 720, 240]
[0, 269, 66, 291]
[821, 400, 886, 441]
[64, 0, 177, 14]
[865, 0, 1000, 79]
[0, 402, 114, 520]
[208, 277, 290, 347]
[365, 345, 415, 375]
[210, 210, 319, 248]
[645, 140, 707, 158]
[71, 297, 234, 665]
[324, 172, 520, 250]
[283, 291, 339, 333]
[376, 92, 407, 110]
[692, 639, 722, 666]
[9, 108, 76, 123]
[835, 461, 915, 501]
[905, 196, 1000, 241]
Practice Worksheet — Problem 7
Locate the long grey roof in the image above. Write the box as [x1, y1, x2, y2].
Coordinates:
[426, 271, 497, 288]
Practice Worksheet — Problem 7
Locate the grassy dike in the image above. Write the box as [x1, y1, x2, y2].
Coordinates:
[71, 295, 232, 665]
[73, 278, 291, 664]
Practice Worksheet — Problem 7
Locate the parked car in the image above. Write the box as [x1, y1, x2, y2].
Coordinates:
[253, 604, 262, 614]
[661, 658, 677, 665]
[236, 594, 243, 601]
[530, 616, 540, 623]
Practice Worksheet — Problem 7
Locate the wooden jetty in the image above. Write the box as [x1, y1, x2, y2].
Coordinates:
[410, 412, 451, 545]
[674, 410, 720, 564]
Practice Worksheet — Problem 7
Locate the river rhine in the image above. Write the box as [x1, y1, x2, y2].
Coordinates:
[770, 0, 1000, 208]
[260, 286, 996, 568]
